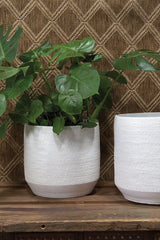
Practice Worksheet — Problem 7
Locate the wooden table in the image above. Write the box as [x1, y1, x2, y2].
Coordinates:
[0, 183, 160, 240]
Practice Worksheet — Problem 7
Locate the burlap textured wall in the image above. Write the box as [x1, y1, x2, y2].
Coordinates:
[0, 0, 160, 183]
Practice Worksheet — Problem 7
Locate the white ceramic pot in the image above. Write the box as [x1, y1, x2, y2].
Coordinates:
[24, 124, 100, 198]
[114, 112, 160, 205]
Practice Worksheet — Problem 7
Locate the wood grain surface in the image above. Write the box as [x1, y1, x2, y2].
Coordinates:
[0, 184, 160, 233]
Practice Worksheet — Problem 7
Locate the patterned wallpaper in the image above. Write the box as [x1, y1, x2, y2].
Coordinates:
[0, 0, 160, 183]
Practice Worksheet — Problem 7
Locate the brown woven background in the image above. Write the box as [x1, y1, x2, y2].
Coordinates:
[0, 0, 160, 184]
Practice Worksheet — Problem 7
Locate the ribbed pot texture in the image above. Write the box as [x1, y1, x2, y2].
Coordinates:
[24, 124, 100, 198]
[114, 112, 160, 205]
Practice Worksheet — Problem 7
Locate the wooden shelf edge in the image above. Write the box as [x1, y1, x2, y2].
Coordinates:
[1, 220, 160, 233]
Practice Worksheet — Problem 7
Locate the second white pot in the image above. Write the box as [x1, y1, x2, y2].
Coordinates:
[114, 112, 160, 205]
[24, 124, 100, 198]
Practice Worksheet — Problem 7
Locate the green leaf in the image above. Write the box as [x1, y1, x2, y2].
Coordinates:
[92, 71, 116, 111]
[134, 56, 159, 71]
[45, 104, 60, 113]
[38, 94, 51, 110]
[58, 89, 83, 115]
[78, 37, 95, 53]
[70, 64, 100, 98]
[15, 93, 31, 114]
[39, 119, 49, 126]
[120, 49, 160, 61]
[0, 119, 9, 138]
[98, 73, 112, 91]
[20, 66, 30, 76]
[28, 99, 44, 124]
[69, 63, 92, 74]
[18, 41, 51, 62]
[105, 71, 127, 84]
[3, 75, 34, 99]
[55, 64, 100, 99]
[56, 52, 84, 65]
[43, 37, 95, 64]
[38, 94, 60, 112]
[0, 93, 6, 116]
[50, 91, 59, 104]
[6, 75, 17, 88]
[113, 49, 160, 71]
[19, 60, 42, 77]
[113, 58, 140, 70]
[92, 53, 103, 62]
[0, 66, 19, 80]
[9, 113, 28, 124]
[0, 25, 23, 64]
[53, 116, 65, 135]
[55, 74, 75, 93]
[79, 119, 97, 128]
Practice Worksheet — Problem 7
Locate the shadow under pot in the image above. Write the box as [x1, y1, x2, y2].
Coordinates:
[24, 124, 100, 198]
[114, 112, 160, 205]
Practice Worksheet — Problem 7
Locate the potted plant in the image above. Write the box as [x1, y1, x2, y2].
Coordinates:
[0, 24, 127, 198]
[0, 24, 160, 198]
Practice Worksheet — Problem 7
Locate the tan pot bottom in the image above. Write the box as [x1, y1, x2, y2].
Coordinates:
[117, 186, 160, 205]
[27, 181, 97, 198]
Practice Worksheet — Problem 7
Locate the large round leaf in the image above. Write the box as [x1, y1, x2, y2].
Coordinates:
[58, 90, 83, 115]
[55, 64, 100, 99]
[0, 93, 6, 116]
[55, 74, 76, 93]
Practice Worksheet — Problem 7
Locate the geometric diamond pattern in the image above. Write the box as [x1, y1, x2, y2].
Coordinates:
[74, 0, 95, 14]
[9, 0, 31, 12]
[138, 0, 160, 15]
[137, 32, 159, 50]
[0, 5, 16, 25]
[57, 8, 81, 36]
[136, 76, 160, 106]
[24, 6, 49, 35]
[105, 31, 128, 57]
[0, 0, 160, 184]
[121, 9, 144, 37]
[89, 8, 113, 37]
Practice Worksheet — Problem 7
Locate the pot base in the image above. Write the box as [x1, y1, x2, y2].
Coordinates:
[27, 181, 97, 198]
[117, 186, 160, 205]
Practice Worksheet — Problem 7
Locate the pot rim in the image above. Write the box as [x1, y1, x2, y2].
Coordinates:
[115, 112, 160, 118]
[24, 122, 99, 129]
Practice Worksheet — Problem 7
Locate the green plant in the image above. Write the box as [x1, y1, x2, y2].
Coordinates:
[0, 25, 160, 137]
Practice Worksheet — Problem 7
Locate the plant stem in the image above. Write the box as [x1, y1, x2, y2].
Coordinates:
[91, 71, 123, 120]
[41, 72, 53, 93]
[6, 61, 11, 67]
[86, 98, 90, 118]
[6, 108, 13, 112]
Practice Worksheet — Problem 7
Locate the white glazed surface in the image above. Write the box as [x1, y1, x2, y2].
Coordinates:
[114, 112, 160, 193]
[24, 124, 100, 186]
